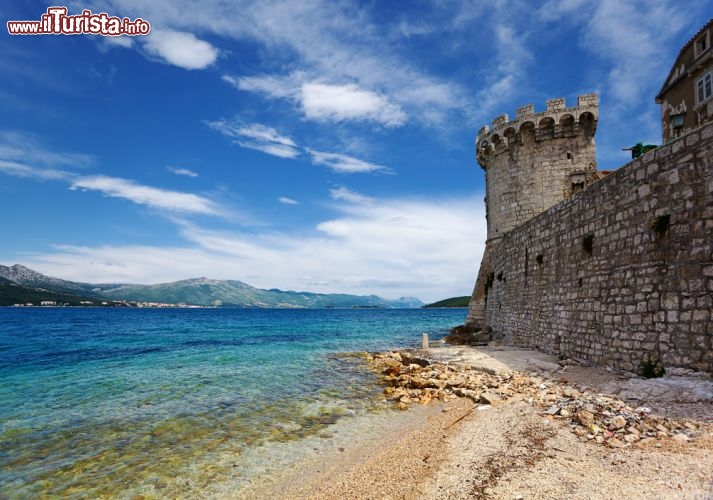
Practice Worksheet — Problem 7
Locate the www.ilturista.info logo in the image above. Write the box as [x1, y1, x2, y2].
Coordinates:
[7, 6, 150, 36]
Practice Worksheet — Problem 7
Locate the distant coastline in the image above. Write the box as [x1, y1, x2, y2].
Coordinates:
[423, 296, 470, 308]
[0, 263, 423, 309]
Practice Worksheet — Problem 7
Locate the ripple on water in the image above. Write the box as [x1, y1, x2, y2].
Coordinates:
[1, 356, 390, 498]
[0, 307, 466, 497]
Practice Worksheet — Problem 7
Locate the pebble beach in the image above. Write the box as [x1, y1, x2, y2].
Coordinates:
[236, 345, 713, 499]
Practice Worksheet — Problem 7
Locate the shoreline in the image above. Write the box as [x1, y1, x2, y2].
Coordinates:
[227, 345, 713, 499]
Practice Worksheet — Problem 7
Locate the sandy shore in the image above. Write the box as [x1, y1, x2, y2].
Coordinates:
[231, 345, 713, 499]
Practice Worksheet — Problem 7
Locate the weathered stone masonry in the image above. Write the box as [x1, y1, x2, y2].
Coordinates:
[466, 95, 599, 327]
[483, 122, 713, 373]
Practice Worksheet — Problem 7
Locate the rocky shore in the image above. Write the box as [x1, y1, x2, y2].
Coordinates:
[233, 345, 713, 499]
[368, 350, 708, 449]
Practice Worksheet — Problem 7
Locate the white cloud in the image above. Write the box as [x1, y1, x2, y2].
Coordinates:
[300, 83, 406, 126]
[223, 74, 298, 100]
[469, 20, 533, 120]
[0, 131, 227, 217]
[395, 20, 435, 38]
[329, 187, 373, 205]
[167, 166, 198, 177]
[0, 130, 94, 168]
[0, 160, 70, 181]
[537, 0, 591, 22]
[537, 0, 686, 106]
[71, 175, 220, 215]
[493, 24, 532, 76]
[583, 0, 686, 104]
[278, 196, 299, 205]
[78, 0, 475, 128]
[307, 149, 389, 174]
[22, 195, 486, 302]
[205, 120, 300, 159]
[234, 123, 298, 147]
[225, 76, 409, 127]
[103, 35, 134, 49]
[0, 131, 91, 181]
[143, 30, 218, 70]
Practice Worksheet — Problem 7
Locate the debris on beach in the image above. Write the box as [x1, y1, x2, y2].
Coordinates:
[365, 351, 708, 449]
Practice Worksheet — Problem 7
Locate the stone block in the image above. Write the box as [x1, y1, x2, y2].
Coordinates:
[516, 104, 534, 118]
[693, 310, 709, 321]
[661, 293, 679, 310]
[701, 123, 713, 139]
[493, 114, 509, 127]
[546, 98, 566, 111]
[686, 133, 700, 146]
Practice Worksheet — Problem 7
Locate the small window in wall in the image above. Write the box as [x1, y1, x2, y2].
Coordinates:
[697, 71, 712, 104]
[695, 32, 710, 58]
[570, 172, 586, 195]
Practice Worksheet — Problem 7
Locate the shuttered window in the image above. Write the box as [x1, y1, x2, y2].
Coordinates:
[697, 71, 712, 103]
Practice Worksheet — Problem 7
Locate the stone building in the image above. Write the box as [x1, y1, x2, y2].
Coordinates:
[465, 94, 600, 327]
[461, 21, 713, 374]
[656, 19, 713, 143]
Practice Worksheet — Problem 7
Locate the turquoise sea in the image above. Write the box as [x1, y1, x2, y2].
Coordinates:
[0, 307, 465, 498]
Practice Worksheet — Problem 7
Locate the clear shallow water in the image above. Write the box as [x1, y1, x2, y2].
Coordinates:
[0, 307, 466, 498]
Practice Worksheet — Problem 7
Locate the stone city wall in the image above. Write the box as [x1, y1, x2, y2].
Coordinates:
[484, 122, 713, 374]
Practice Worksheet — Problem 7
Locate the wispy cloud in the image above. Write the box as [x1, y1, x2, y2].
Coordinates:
[0, 160, 70, 181]
[23, 194, 485, 301]
[167, 166, 199, 177]
[0, 131, 90, 181]
[157, 0, 468, 128]
[223, 74, 297, 100]
[205, 119, 391, 174]
[537, 0, 591, 22]
[72, 0, 500, 131]
[471, 21, 533, 119]
[103, 35, 134, 49]
[0, 132, 225, 216]
[530, 0, 696, 166]
[0, 130, 93, 168]
[206, 120, 300, 159]
[582, 0, 686, 104]
[307, 149, 389, 174]
[278, 196, 299, 205]
[394, 20, 435, 38]
[70, 175, 220, 215]
[537, 0, 687, 105]
[0, 130, 224, 217]
[143, 29, 219, 70]
[329, 186, 373, 205]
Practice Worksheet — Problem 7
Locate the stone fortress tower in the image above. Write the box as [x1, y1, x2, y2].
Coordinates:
[465, 94, 600, 329]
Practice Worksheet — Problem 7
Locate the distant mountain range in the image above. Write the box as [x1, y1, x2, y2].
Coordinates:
[0, 264, 423, 308]
[0, 275, 101, 307]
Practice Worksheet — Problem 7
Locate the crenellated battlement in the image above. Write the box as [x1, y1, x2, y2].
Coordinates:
[476, 94, 598, 167]
[472, 92, 600, 245]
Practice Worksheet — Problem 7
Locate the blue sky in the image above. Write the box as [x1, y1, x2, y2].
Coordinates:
[0, 1, 709, 302]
